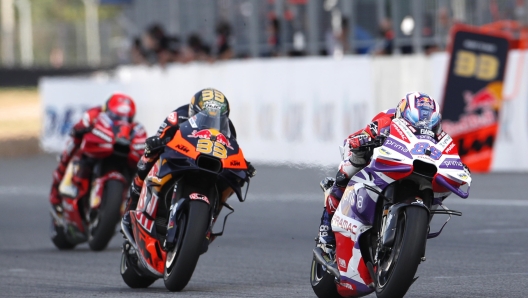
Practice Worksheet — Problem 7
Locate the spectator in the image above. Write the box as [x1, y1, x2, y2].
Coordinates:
[216, 21, 233, 60]
[130, 37, 146, 65]
[181, 34, 211, 63]
[267, 16, 280, 56]
[375, 18, 394, 55]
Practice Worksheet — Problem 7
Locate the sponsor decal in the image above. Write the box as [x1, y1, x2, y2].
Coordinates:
[392, 123, 408, 142]
[444, 142, 456, 154]
[420, 129, 435, 137]
[417, 134, 436, 142]
[91, 128, 113, 143]
[384, 138, 412, 158]
[188, 116, 197, 128]
[458, 173, 469, 180]
[440, 158, 464, 169]
[189, 193, 210, 204]
[379, 148, 391, 156]
[230, 160, 241, 166]
[188, 130, 233, 150]
[175, 144, 190, 153]
[331, 214, 358, 235]
[167, 112, 178, 125]
[437, 134, 453, 149]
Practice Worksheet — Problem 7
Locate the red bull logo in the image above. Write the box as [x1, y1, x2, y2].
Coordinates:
[214, 133, 233, 150]
[463, 88, 496, 113]
[188, 129, 212, 140]
[188, 129, 233, 150]
[415, 96, 435, 110]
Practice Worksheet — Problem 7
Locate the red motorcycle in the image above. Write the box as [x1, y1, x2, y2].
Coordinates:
[50, 113, 146, 251]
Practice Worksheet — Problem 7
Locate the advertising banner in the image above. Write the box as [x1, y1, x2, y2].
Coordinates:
[441, 25, 510, 172]
[40, 57, 375, 166]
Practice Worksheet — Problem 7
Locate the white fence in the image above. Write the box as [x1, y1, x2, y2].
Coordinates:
[40, 52, 528, 171]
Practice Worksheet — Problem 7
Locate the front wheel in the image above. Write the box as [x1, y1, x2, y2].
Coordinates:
[310, 257, 342, 298]
[88, 180, 125, 251]
[375, 207, 428, 298]
[163, 201, 210, 292]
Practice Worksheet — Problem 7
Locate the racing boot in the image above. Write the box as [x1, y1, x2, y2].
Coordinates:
[49, 170, 64, 218]
[121, 180, 142, 237]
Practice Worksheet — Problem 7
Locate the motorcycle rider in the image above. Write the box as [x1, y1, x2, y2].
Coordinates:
[318, 92, 446, 251]
[49, 93, 141, 217]
[122, 88, 256, 229]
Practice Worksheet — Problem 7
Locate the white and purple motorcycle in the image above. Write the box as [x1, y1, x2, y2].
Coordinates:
[311, 118, 471, 298]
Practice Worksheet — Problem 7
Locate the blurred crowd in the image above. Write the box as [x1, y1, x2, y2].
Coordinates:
[130, 7, 455, 66]
[130, 22, 233, 67]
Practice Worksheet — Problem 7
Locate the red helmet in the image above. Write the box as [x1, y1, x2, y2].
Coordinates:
[104, 93, 136, 122]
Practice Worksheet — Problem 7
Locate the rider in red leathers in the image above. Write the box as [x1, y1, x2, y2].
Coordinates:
[49, 93, 144, 216]
[318, 92, 447, 250]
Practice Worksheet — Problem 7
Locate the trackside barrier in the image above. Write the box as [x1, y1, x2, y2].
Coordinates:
[40, 53, 528, 170]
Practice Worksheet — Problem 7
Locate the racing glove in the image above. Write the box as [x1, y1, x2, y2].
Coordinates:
[144, 136, 166, 157]
[347, 134, 371, 150]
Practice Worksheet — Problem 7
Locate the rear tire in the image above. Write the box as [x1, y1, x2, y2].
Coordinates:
[375, 207, 428, 298]
[50, 217, 76, 250]
[163, 201, 210, 292]
[120, 249, 157, 288]
[88, 180, 124, 251]
[310, 257, 342, 298]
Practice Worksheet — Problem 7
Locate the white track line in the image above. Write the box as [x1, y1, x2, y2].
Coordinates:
[2, 186, 528, 207]
[248, 194, 528, 207]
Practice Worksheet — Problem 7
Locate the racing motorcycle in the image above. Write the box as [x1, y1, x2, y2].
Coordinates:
[310, 118, 471, 298]
[120, 110, 250, 291]
[50, 113, 146, 251]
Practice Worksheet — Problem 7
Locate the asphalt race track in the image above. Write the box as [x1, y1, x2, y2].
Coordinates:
[2, 154, 528, 297]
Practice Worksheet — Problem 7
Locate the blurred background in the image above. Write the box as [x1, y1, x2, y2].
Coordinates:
[2, 0, 528, 69]
[1, 0, 528, 165]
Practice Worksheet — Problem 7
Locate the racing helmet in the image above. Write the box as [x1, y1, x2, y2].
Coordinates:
[189, 88, 230, 118]
[104, 92, 136, 122]
[395, 92, 441, 135]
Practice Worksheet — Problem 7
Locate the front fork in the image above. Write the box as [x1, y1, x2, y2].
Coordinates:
[373, 201, 430, 267]
[164, 184, 235, 251]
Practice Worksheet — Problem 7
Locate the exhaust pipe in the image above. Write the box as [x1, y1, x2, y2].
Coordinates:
[313, 247, 340, 279]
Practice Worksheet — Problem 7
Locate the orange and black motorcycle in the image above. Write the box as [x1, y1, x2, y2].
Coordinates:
[120, 110, 251, 291]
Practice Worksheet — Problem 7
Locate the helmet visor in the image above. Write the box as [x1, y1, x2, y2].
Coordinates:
[192, 110, 231, 138]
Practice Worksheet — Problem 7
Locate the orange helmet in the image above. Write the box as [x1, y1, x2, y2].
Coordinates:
[104, 93, 136, 122]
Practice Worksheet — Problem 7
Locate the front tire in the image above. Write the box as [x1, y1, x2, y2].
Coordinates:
[310, 257, 342, 298]
[163, 201, 210, 292]
[88, 180, 125, 251]
[375, 207, 428, 298]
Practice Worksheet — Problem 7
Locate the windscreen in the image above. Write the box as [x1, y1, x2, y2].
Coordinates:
[190, 111, 231, 138]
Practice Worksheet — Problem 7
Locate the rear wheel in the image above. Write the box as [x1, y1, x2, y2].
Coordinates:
[120, 244, 157, 288]
[88, 180, 124, 251]
[375, 207, 428, 298]
[50, 217, 76, 250]
[310, 257, 342, 298]
[163, 201, 210, 292]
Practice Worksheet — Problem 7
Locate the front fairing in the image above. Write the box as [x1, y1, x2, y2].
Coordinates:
[158, 147, 249, 202]
[371, 118, 472, 196]
[162, 115, 250, 202]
